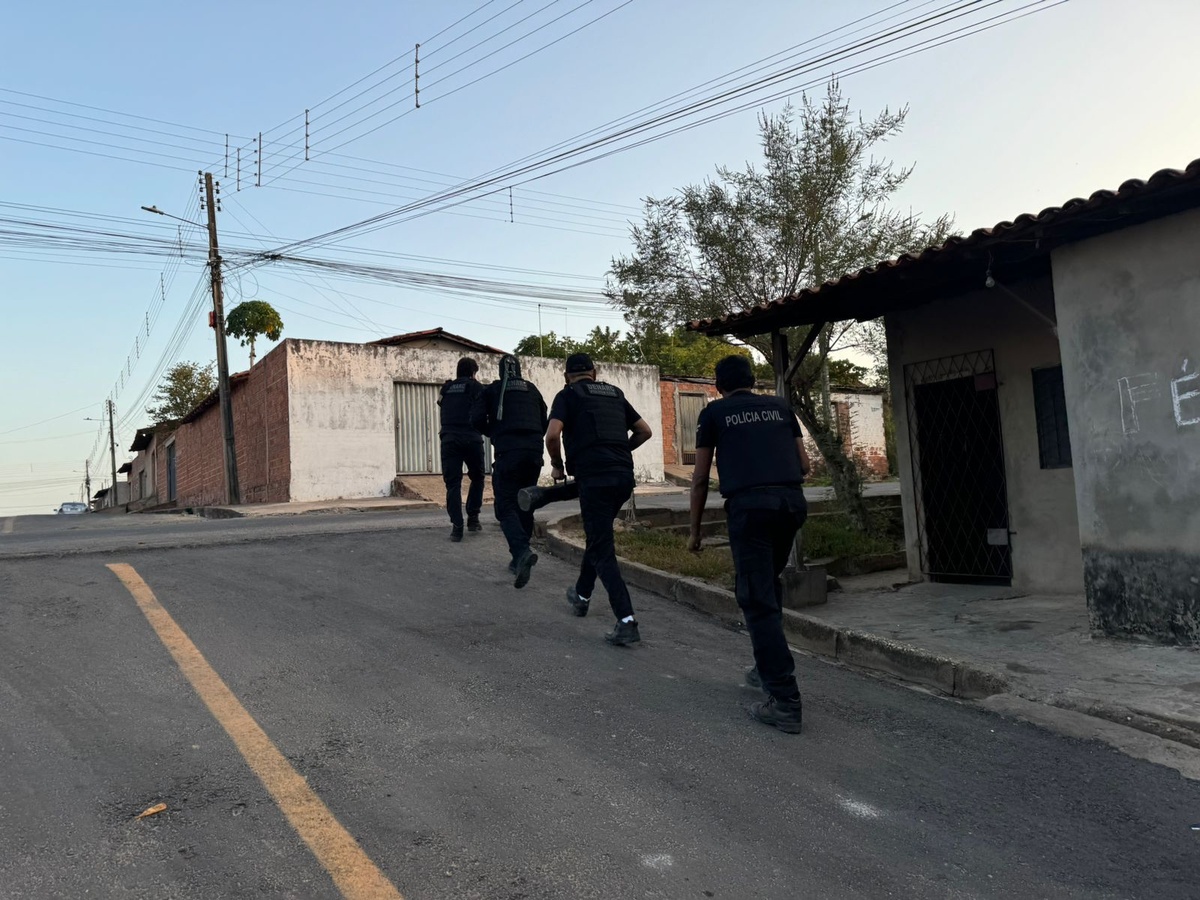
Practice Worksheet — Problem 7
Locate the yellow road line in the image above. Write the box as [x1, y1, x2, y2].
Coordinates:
[106, 563, 404, 900]
[1, 518, 13, 535]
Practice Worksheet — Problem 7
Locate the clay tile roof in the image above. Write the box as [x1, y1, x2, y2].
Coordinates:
[690, 156, 1200, 336]
[117, 462, 132, 474]
[370, 327, 506, 356]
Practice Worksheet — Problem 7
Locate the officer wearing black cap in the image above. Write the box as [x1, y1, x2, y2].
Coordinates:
[438, 357, 486, 542]
[688, 355, 811, 733]
[471, 354, 548, 588]
[546, 352, 653, 645]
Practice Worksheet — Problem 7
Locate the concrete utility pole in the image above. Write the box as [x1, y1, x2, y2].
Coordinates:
[84, 459, 91, 506]
[203, 172, 241, 506]
[107, 399, 118, 509]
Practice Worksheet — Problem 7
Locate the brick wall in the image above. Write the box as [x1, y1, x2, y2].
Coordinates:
[174, 343, 290, 507]
[660, 380, 720, 466]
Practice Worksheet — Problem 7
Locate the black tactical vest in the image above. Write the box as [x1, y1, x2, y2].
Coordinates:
[492, 379, 543, 451]
[565, 381, 629, 459]
[439, 378, 475, 434]
[711, 394, 805, 496]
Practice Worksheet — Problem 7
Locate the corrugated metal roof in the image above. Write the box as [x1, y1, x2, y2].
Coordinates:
[691, 157, 1200, 335]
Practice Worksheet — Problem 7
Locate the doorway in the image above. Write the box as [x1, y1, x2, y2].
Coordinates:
[676, 392, 708, 465]
[905, 350, 1012, 584]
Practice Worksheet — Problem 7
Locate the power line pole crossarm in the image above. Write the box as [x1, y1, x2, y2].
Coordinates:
[203, 171, 241, 506]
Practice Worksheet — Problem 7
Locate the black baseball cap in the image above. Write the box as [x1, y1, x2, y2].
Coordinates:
[565, 352, 594, 373]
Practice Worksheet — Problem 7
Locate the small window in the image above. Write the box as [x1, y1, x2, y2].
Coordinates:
[1032, 366, 1071, 469]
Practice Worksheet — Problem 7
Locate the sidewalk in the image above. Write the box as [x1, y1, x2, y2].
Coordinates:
[811, 579, 1200, 748]
[196, 497, 438, 518]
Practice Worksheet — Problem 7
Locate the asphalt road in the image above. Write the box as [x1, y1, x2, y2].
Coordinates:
[1, 511, 1197, 899]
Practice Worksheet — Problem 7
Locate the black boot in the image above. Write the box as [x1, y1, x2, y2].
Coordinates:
[565, 587, 590, 617]
[744, 667, 766, 692]
[752, 695, 803, 734]
[513, 548, 538, 589]
[604, 620, 641, 646]
[450, 525, 464, 542]
[467, 515, 482, 533]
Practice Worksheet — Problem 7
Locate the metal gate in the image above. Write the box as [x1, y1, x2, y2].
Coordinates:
[395, 382, 441, 474]
[904, 350, 1012, 584]
[394, 381, 494, 475]
[677, 392, 709, 465]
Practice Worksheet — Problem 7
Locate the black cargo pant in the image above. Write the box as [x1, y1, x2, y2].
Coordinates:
[492, 448, 543, 563]
[440, 434, 485, 528]
[576, 475, 635, 620]
[726, 486, 808, 700]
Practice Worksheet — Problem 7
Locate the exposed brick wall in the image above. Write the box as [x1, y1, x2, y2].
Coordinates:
[659, 380, 720, 466]
[174, 343, 290, 507]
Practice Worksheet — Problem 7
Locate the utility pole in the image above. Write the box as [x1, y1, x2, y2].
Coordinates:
[107, 399, 118, 509]
[84, 459, 91, 506]
[203, 171, 241, 505]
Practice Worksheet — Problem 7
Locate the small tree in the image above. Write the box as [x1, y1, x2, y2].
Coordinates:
[607, 81, 952, 530]
[147, 361, 216, 424]
[225, 300, 284, 367]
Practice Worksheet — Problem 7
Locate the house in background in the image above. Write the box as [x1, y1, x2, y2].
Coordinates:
[692, 157, 1200, 646]
[660, 375, 889, 477]
[167, 329, 664, 508]
[125, 423, 176, 510]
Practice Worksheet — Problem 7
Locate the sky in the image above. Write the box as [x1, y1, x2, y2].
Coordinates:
[3, 0, 1200, 515]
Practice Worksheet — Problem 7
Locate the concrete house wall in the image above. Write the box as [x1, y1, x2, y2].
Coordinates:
[1052, 207, 1200, 642]
[885, 275, 1084, 593]
[286, 340, 665, 502]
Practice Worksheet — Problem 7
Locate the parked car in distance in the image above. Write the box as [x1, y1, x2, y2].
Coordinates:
[55, 502, 88, 515]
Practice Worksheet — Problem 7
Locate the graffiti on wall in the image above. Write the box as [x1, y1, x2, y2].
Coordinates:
[1119, 359, 1200, 434]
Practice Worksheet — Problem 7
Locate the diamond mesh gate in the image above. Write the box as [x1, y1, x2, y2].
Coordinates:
[904, 350, 1012, 584]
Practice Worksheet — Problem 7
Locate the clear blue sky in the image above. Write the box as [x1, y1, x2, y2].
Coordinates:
[4, 0, 1200, 514]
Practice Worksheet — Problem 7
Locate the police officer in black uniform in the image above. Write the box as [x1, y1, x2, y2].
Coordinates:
[438, 357, 486, 542]
[471, 354, 548, 588]
[546, 353, 653, 645]
[689, 355, 811, 733]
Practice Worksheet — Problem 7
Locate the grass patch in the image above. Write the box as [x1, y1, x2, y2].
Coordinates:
[612, 529, 735, 590]
[803, 514, 899, 560]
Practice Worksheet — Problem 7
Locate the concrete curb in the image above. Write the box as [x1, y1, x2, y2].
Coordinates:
[541, 525, 1009, 701]
[195, 502, 439, 520]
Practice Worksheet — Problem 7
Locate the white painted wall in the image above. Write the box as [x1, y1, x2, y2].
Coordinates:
[286, 340, 664, 502]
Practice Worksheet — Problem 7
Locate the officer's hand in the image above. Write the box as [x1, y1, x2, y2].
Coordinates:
[688, 530, 703, 553]
[551, 465, 565, 482]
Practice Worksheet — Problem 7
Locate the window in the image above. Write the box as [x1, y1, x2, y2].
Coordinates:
[1032, 366, 1071, 469]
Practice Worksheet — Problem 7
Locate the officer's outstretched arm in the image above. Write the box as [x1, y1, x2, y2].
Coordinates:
[688, 447, 714, 552]
[628, 418, 653, 451]
[546, 419, 566, 480]
[795, 437, 812, 477]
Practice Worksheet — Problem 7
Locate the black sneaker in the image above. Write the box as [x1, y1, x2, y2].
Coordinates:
[518, 486, 546, 513]
[605, 620, 641, 646]
[566, 587, 590, 617]
[450, 525, 464, 542]
[467, 515, 482, 533]
[513, 548, 538, 589]
[752, 695, 803, 734]
[744, 667, 765, 692]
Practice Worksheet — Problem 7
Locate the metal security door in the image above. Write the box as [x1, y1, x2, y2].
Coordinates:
[394, 382, 441, 474]
[677, 392, 708, 464]
[904, 350, 1012, 584]
[166, 442, 177, 502]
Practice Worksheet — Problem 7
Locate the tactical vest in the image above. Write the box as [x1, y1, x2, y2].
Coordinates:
[713, 395, 805, 496]
[494, 379, 542, 435]
[439, 378, 474, 433]
[565, 381, 629, 460]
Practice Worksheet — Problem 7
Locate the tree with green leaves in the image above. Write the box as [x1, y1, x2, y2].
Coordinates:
[225, 300, 284, 367]
[146, 361, 216, 425]
[606, 81, 952, 529]
[514, 325, 756, 377]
